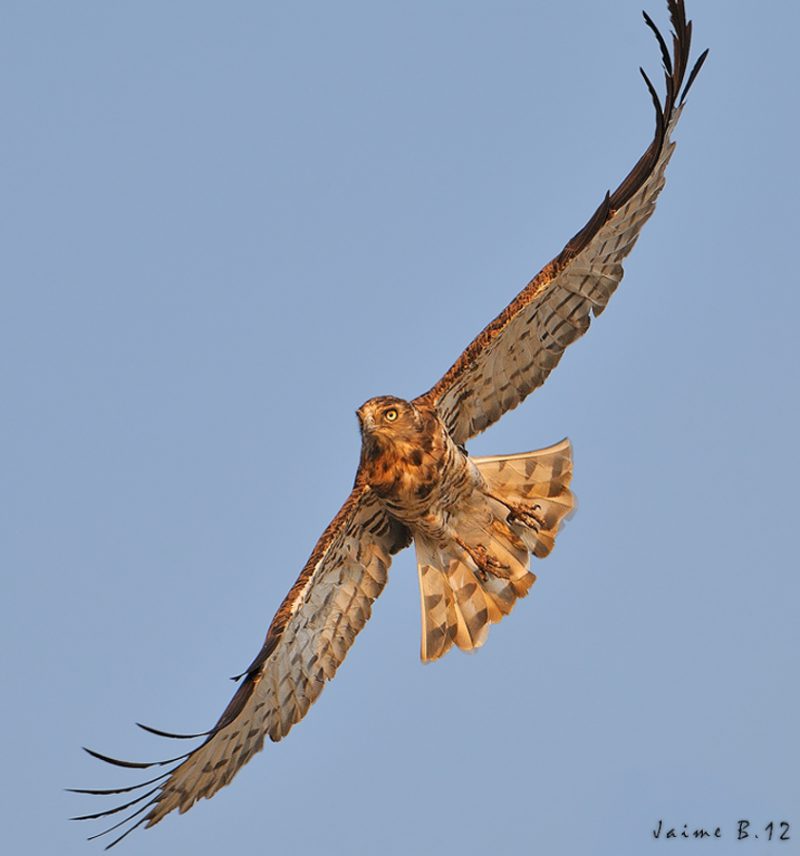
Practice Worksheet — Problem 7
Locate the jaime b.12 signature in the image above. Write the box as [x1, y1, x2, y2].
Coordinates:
[652, 819, 791, 842]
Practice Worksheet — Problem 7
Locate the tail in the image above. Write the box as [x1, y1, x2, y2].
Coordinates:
[416, 438, 575, 663]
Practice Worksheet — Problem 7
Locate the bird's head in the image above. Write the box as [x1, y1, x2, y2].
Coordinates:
[356, 395, 441, 489]
[356, 395, 432, 465]
[356, 395, 417, 437]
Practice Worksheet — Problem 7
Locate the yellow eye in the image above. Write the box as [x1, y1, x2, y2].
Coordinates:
[384, 408, 398, 422]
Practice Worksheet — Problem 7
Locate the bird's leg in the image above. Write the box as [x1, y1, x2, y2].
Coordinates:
[452, 534, 511, 581]
[487, 492, 547, 532]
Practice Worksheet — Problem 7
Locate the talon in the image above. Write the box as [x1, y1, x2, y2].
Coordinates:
[453, 535, 510, 580]
[492, 492, 546, 532]
[495, 497, 547, 532]
[471, 543, 511, 580]
[516, 504, 546, 531]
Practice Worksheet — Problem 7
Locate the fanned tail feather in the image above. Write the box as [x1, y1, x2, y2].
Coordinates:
[416, 439, 574, 663]
[475, 438, 575, 558]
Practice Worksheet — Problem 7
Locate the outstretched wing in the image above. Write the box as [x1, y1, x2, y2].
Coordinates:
[71, 484, 410, 847]
[417, 0, 707, 446]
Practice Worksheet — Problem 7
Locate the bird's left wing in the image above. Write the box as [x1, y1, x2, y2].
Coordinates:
[71, 483, 410, 848]
[417, 0, 707, 446]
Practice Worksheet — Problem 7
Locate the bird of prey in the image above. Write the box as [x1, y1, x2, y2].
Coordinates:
[72, 1, 707, 847]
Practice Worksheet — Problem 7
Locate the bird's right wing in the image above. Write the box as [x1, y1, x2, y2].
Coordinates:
[71, 483, 410, 847]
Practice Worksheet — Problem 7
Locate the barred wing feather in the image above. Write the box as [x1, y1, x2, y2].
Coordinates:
[419, 0, 707, 445]
[71, 485, 409, 847]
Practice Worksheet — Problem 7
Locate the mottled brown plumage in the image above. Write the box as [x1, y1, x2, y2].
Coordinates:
[72, 2, 707, 847]
[355, 397, 574, 661]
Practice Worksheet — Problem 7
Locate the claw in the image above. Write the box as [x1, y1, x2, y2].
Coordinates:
[510, 503, 546, 532]
[455, 536, 511, 581]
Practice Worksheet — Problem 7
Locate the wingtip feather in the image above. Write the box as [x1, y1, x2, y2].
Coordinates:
[82, 745, 190, 769]
[135, 721, 211, 740]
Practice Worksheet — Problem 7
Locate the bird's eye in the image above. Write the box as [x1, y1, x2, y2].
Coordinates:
[384, 408, 399, 422]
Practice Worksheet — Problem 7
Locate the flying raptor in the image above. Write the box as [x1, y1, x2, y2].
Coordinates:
[72, 1, 707, 846]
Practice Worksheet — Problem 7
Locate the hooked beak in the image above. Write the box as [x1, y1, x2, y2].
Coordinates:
[356, 407, 375, 434]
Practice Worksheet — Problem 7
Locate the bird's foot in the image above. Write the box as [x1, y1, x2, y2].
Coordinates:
[506, 503, 547, 532]
[455, 537, 511, 581]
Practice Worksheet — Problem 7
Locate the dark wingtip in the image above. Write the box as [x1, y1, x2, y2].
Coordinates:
[135, 721, 211, 740]
[638, 66, 665, 136]
[556, 0, 706, 264]
[82, 747, 150, 770]
[680, 46, 709, 104]
[69, 787, 159, 822]
[86, 797, 156, 844]
[66, 769, 171, 796]
[83, 745, 190, 769]
[103, 815, 151, 851]
[642, 9, 673, 75]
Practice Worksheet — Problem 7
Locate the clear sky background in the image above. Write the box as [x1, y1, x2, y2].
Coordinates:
[3, 2, 799, 854]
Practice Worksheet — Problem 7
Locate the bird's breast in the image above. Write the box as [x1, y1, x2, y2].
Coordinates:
[363, 429, 477, 530]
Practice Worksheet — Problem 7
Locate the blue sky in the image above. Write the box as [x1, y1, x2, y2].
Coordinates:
[3, 2, 799, 854]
